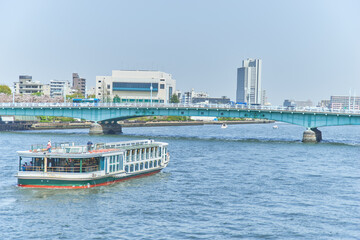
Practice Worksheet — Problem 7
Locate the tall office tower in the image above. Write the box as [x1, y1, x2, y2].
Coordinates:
[236, 58, 262, 105]
[72, 73, 86, 95]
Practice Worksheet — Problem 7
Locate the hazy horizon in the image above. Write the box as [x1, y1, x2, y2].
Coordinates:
[0, 0, 359, 105]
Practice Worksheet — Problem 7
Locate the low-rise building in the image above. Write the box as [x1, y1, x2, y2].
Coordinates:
[96, 70, 176, 103]
[283, 99, 313, 108]
[192, 96, 230, 105]
[283, 99, 296, 107]
[181, 89, 209, 104]
[330, 96, 360, 111]
[50, 80, 71, 97]
[14, 75, 45, 95]
[317, 100, 330, 108]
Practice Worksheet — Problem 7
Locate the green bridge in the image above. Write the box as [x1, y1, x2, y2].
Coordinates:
[1, 103, 360, 142]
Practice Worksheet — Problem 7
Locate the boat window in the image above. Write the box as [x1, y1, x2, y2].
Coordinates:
[126, 150, 130, 162]
[125, 165, 129, 172]
[154, 160, 157, 167]
[131, 150, 135, 161]
[135, 164, 139, 171]
[119, 155, 124, 171]
[23, 157, 101, 173]
[145, 162, 148, 169]
[149, 161, 153, 168]
[137, 149, 140, 161]
[20, 157, 43, 172]
[140, 162, 144, 170]
[158, 160, 161, 166]
[108, 155, 120, 173]
[130, 164, 134, 172]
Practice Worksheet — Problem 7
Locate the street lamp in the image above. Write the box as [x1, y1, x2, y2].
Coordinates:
[12, 85, 15, 105]
[63, 82, 67, 103]
[150, 83, 153, 105]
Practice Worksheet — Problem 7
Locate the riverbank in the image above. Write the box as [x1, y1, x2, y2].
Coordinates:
[1, 119, 274, 131]
[120, 119, 274, 128]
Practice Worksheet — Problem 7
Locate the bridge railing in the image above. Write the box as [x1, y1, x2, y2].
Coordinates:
[1, 102, 360, 114]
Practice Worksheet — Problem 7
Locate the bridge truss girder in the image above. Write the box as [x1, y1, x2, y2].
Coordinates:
[1, 106, 360, 128]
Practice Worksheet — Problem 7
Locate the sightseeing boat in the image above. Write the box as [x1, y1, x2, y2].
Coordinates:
[17, 139, 170, 189]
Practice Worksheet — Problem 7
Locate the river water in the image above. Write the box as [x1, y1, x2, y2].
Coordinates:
[0, 123, 359, 239]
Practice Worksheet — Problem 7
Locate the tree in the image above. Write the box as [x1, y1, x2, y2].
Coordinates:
[87, 94, 96, 98]
[113, 95, 121, 103]
[66, 92, 85, 99]
[170, 93, 180, 103]
[0, 85, 11, 95]
[32, 92, 43, 96]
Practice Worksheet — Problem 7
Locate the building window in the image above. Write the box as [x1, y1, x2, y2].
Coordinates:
[160, 84, 165, 89]
[112, 82, 159, 92]
[169, 87, 173, 100]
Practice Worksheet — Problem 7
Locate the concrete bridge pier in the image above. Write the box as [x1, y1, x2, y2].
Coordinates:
[302, 128, 322, 143]
[89, 121, 123, 135]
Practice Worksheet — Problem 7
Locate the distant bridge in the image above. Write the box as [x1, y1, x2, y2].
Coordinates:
[1, 102, 360, 142]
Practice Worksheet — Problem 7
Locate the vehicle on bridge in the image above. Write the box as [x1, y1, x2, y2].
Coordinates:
[17, 139, 170, 189]
[72, 98, 100, 106]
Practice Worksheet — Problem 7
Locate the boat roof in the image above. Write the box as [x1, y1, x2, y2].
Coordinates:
[17, 139, 168, 158]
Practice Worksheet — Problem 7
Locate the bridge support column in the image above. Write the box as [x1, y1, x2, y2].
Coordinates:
[302, 128, 322, 143]
[89, 123, 104, 135]
[89, 122, 123, 135]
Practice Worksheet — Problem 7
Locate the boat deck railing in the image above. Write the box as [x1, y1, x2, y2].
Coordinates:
[21, 165, 99, 173]
[30, 142, 75, 152]
[29, 140, 156, 154]
[104, 139, 154, 149]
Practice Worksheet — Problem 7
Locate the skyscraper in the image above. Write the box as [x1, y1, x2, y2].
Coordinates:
[236, 58, 262, 105]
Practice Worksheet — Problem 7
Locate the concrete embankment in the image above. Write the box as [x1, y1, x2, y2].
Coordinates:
[30, 122, 92, 130]
[0, 121, 34, 131]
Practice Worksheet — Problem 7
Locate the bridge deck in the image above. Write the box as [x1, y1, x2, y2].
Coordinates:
[1, 103, 360, 128]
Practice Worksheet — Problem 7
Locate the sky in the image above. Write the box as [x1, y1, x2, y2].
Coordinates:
[0, 0, 359, 105]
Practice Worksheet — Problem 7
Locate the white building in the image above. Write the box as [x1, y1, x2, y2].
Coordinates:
[236, 59, 262, 105]
[43, 84, 51, 96]
[96, 70, 176, 103]
[50, 80, 71, 97]
[181, 89, 209, 104]
[86, 87, 96, 97]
